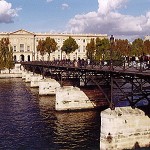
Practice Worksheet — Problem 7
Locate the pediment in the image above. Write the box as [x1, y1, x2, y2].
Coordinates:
[9, 29, 35, 35]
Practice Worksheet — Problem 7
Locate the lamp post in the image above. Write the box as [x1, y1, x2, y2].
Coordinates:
[110, 35, 114, 70]
[110, 35, 115, 110]
[61, 50, 62, 60]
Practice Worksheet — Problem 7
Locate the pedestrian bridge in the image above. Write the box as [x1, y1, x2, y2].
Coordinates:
[21, 60, 150, 109]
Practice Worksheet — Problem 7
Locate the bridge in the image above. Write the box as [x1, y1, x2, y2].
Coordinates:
[21, 60, 150, 110]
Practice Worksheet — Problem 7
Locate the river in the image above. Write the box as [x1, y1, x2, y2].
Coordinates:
[0, 78, 101, 150]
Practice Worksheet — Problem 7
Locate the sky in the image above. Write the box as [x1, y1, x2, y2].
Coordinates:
[1, 0, 150, 41]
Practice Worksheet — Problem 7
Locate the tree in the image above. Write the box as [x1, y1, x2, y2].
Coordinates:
[5, 46, 14, 73]
[95, 38, 102, 61]
[0, 38, 14, 73]
[95, 38, 110, 61]
[45, 37, 57, 61]
[131, 38, 144, 56]
[37, 39, 46, 60]
[114, 39, 131, 60]
[61, 36, 78, 57]
[143, 40, 150, 55]
[86, 38, 96, 61]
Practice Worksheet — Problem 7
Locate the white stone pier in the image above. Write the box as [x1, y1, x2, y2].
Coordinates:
[100, 107, 150, 150]
[25, 72, 33, 83]
[55, 86, 96, 111]
[39, 78, 60, 95]
[30, 74, 43, 87]
[22, 71, 27, 80]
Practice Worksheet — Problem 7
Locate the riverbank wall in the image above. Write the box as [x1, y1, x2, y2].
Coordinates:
[0, 64, 22, 78]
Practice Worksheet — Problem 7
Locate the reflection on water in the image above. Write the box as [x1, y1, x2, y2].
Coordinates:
[0, 78, 100, 150]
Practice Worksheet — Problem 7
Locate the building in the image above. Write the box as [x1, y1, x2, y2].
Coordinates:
[0, 29, 108, 62]
[144, 35, 150, 41]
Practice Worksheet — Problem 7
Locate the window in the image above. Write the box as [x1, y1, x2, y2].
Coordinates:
[20, 44, 24, 52]
[28, 55, 30, 61]
[83, 46, 86, 52]
[13, 45, 16, 52]
[14, 55, 16, 61]
[78, 46, 80, 52]
[27, 46, 30, 51]
[58, 46, 60, 52]
[63, 55, 66, 60]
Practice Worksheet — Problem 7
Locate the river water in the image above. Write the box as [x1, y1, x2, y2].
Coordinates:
[0, 78, 101, 150]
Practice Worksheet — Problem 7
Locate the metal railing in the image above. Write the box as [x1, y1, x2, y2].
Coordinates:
[21, 59, 150, 74]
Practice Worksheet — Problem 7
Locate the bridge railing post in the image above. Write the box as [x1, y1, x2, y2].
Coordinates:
[123, 60, 126, 71]
[139, 61, 143, 72]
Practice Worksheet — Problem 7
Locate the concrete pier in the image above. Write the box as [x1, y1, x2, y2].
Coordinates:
[25, 72, 33, 83]
[55, 86, 96, 111]
[100, 107, 150, 150]
[39, 78, 60, 95]
[22, 71, 27, 80]
[30, 75, 43, 88]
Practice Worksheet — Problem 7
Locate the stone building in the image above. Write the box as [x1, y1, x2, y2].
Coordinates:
[0, 29, 108, 62]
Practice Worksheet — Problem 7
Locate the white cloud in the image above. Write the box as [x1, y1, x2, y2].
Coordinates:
[98, 0, 127, 15]
[67, 0, 150, 40]
[62, 3, 69, 10]
[0, 0, 20, 23]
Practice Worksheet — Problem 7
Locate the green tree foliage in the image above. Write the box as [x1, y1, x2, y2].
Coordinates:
[45, 37, 57, 61]
[5, 46, 14, 73]
[143, 40, 150, 55]
[86, 37, 148, 61]
[61, 36, 78, 56]
[114, 39, 131, 59]
[95, 38, 101, 61]
[37, 39, 46, 60]
[95, 38, 110, 61]
[131, 38, 144, 56]
[86, 38, 96, 61]
[0, 38, 14, 73]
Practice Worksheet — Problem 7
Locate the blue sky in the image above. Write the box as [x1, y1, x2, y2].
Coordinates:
[1, 0, 150, 40]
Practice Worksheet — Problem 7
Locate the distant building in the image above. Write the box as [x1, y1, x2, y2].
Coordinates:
[144, 35, 150, 41]
[0, 29, 108, 62]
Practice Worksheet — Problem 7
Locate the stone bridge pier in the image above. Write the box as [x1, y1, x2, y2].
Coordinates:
[100, 107, 150, 150]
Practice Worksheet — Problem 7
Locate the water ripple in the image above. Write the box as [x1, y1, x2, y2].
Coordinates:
[0, 78, 100, 150]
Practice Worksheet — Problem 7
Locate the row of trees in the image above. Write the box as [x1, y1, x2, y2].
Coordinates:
[86, 38, 150, 61]
[37, 36, 150, 62]
[0, 38, 14, 72]
[0, 36, 149, 72]
[37, 37, 57, 60]
[37, 36, 78, 60]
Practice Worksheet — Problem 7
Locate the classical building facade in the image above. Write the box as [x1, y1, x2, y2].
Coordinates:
[0, 29, 108, 62]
